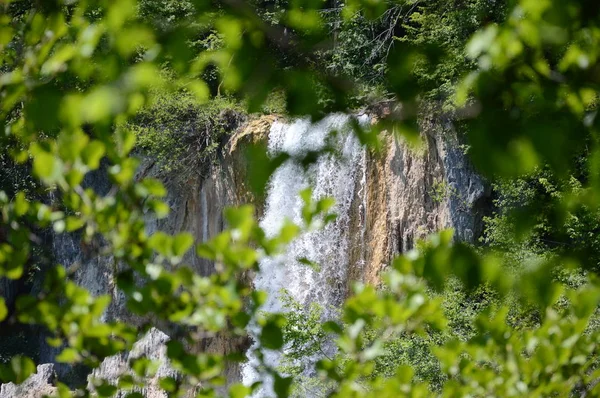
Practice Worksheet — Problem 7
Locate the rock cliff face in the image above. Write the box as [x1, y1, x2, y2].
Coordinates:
[349, 112, 490, 285]
[37, 132, 254, 383]
[1, 111, 490, 396]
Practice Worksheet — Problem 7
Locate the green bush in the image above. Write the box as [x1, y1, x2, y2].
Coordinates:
[126, 87, 245, 179]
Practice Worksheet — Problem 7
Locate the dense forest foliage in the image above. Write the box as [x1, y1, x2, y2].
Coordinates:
[1, 0, 600, 396]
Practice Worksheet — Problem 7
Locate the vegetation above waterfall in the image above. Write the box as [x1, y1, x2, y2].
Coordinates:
[1, 0, 600, 397]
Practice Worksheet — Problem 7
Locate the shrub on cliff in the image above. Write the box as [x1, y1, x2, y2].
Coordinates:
[126, 84, 244, 179]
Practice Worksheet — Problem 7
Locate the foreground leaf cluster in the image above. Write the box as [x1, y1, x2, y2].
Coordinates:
[1, 0, 600, 397]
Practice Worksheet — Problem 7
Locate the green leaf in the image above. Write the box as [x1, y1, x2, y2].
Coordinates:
[81, 140, 106, 170]
[148, 232, 172, 256]
[229, 383, 252, 398]
[124, 393, 144, 398]
[131, 357, 160, 378]
[159, 376, 178, 392]
[246, 144, 289, 196]
[147, 200, 170, 219]
[173, 233, 194, 257]
[118, 374, 136, 389]
[13, 192, 29, 217]
[187, 80, 210, 104]
[395, 365, 415, 383]
[65, 216, 85, 232]
[81, 86, 121, 122]
[252, 291, 267, 308]
[322, 321, 342, 335]
[141, 179, 167, 197]
[56, 347, 81, 364]
[5, 261, 25, 280]
[0, 297, 7, 322]
[196, 243, 216, 260]
[273, 374, 292, 398]
[0, 356, 36, 384]
[466, 25, 499, 60]
[278, 221, 300, 245]
[224, 205, 255, 240]
[315, 197, 335, 214]
[260, 319, 284, 350]
[55, 383, 72, 398]
[33, 151, 60, 181]
[299, 188, 312, 205]
[298, 257, 321, 272]
[95, 382, 118, 397]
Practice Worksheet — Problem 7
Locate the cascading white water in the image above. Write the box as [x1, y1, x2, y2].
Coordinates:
[242, 114, 367, 396]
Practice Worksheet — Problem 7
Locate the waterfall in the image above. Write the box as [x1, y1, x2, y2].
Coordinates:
[242, 114, 367, 396]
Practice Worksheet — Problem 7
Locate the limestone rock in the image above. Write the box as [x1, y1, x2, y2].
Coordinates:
[0, 364, 57, 398]
[88, 328, 177, 398]
[349, 111, 490, 285]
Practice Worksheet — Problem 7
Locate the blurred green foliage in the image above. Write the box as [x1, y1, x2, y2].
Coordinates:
[484, 167, 600, 271]
[1, 0, 600, 397]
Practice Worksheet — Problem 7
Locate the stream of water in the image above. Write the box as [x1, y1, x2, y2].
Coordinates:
[242, 115, 367, 396]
